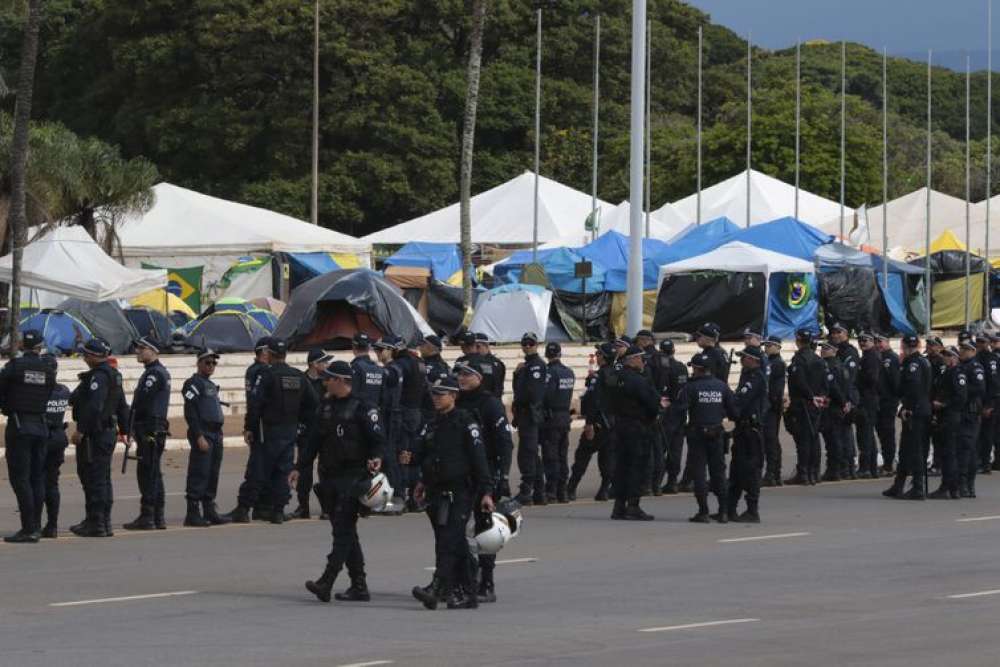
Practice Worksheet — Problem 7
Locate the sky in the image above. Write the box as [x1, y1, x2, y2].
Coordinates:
[683, 0, 997, 71]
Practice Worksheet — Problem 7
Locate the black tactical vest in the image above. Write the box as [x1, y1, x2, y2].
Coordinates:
[263, 363, 304, 425]
[4, 354, 55, 414]
[319, 397, 364, 468]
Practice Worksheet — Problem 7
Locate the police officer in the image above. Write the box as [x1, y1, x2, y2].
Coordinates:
[884, 335, 932, 500]
[290, 349, 332, 520]
[762, 336, 786, 486]
[40, 355, 71, 539]
[726, 346, 767, 523]
[182, 349, 231, 527]
[122, 336, 171, 531]
[875, 333, 900, 475]
[541, 342, 575, 503]
[784, 329, 828, 486]
[925, 336, 947, 475]
[512, 332, 548, 506]
[819, 341, 849, 482]
[672, 353, 737, 523]
[975, 335, 999, 475]
[374, 336, 404, 503]
[567, 343, 616, 502]
[409, 376, 494, 611]
[635, 330, 663, 495]
[230, 338, 318, 523]
[829, 324, 861, 478]
[386, 337, 427, 511]
[69, 338, 129, 538]
[855, 332, 881, 478]
[295, 361, 384, 603]
[455, 361, 513, 603]
[454, 332, 489, 392]
[421, 335, 451, 385]
[929, 346, 965, 500]
[610, 345, 660, 521]
[228, 337, 272, 522]
[350, 333, 386, 406]
[655, 339, 688, 495]
[475, 333, 507, 398]
[0, 330, 56, 542]
[695, 322, 730, 385]
[958, 340, 985, 498]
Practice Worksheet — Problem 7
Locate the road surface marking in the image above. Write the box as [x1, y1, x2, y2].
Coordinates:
[718, 532, 811, 544]
[956, 515, 1000, 523]
[424, 557, 536, 571]
[50, 590, 199, 607]
[336, 661, 394, 667]
[639, 618, 760, 633]
[947, 589, 1000, 599]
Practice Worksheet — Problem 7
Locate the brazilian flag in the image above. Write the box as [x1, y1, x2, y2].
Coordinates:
[143, 263, 204, 313]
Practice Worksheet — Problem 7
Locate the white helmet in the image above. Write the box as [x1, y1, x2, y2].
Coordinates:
[357, 472, 393, 511]
[475, 510, 521, 554]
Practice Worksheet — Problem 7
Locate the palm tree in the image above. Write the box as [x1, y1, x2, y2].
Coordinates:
[459, 0, 488, 309]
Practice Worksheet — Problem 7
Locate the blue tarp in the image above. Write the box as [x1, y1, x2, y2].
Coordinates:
[285, 252, 344, 287]
[767, 273, 820, 339]
[577, 231, 671, 291]
[384, 242, 462, 282]
[734, 217, 833, 260]
[494, 247, 607, 293]
[657, 217, 741, 266]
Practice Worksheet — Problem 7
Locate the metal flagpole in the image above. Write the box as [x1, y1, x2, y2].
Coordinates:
[965, 54, 972, 327]
[311, 0, 320, 225]
[697, 25, 703, 225]
[988, 0, 993, 321]
[795, 39, 801, 221]
[840, 40, 846, 240]
[746, 33, 752, 228]
[882, 47, 889, 290]
[591, 13, 600, 243]
[627, 0, 647, 334]
[925, 51, 933, 333]
[645, 19, 651, 238]
[532, 7, 542, 263]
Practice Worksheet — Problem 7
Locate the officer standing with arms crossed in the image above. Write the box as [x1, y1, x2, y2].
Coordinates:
[290, 349, 331, 520]
[726, 346, 767, 523]
[455, 361, 513, 603]
[784, 329, 828, 486]
[70, 338, 129, 538]
[884, 335, 932, 500]
[567, 342, 616, 501]
[929, 346, 965, 500]
[123, 337, 171, 531]
[609, 345, 660, 521]
[513, 332, 548, 506]
[761, 337, 786, 486]
[182, 349, 231, 527]
[541, 342, 575, 503]
[656, 339, 688, 495]
[0, 330, 56, 543]
[409, 376, 494, 611]
[39, 354, 71, 538]
[295, 360, 383, 603]
[875, 333, 900, 475]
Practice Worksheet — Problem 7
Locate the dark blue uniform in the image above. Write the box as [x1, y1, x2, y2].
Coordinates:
[876, 348, 901, 472]
[976, 349, 1000, 471]
[388, 352, 426, 506]
[702, 346, 731, 385]
[237, 359, 271, 516]
[183, 373, 226, 505]
[820, 355, 849, 480]
[836, 341, 861, 475]
[763, 351, 786, 484]
[568, 366, 616, 500]
[541, 359, 575, 502]
[611, 366, 661, 509]
[887, 352, 932, 498]
[42, 384, 71, 533]
[129, 359, 171, 522]
[727, 366, 767, 517]
[654, 353, 688, 492]
[931, 363, 966, 497]
[513, 353, 548, 502]
[959, 357, 986, 497]
[70, 361, 129, 534]
[676, 374, 737, 517]
[294, 374, 327, 515]
[785, 347, 828, 484]
[351, 355, 386, 407]
[0, 352, 56, 536]
[856, 347, 881, 477]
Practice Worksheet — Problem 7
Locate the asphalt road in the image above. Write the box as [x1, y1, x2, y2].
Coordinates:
[2, 432, 1000, 667]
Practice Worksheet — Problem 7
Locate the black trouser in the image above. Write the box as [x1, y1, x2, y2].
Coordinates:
[541, 411, 571, 495]
[686, 426, 727, 513]
[958, 413, 981, 491]
[516, 413, 544, 498]
[185, 429, 224, 502]
[935, 414, 960, 492]
[663, 416, 686, 484]
[426, 488, 474, 594]
[320, 475, 366, 581]
[42, 436, 67, 527]
[237, 441, 272, 511]
[896, 413, 929, 492]
[978, 409, 997, 468]
[80, 430, 116, 523]
[876, 401, 898, 469]
[5, 423, 47, 533]
[296, 437, 319, 510]
[855, 400, 879, 475]
[728, 425, 763, 511]
[399, 407, 423, 500]
[820, 412, 844, 476]
[788, 404, 821, 477]
[569, 425, 613, 489]
[763, 410, 782, 480]
[134, 424, 166, 512]
[612, 418, 651, 501]
[239, 425, 296, 512]
[647, 420, 667, 491]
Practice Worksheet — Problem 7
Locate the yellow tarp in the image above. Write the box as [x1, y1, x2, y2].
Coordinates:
[931, 274, 985, 328]
[130, 289, 197, 318]
[610, 291, 658, 337]
[444, 270, 464, 287]
[330, 253, 363, 269]
[929, 229, 966, 253]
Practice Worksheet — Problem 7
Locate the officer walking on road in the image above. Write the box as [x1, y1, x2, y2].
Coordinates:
[929, 346, 965, 500]
[182, 350, 231, 527]
[290, 349, 331, 520]
[0, 330, 56, 543]
[726, 346, 767, 523]
[409, 376, 495, 611]
[884, 335, 932, 500]
[541, 342, 575, 503]
[39, 354, 71, 539]
[69, 338, 129, 538]
[610, 345, 660, 521]
[875, 333, 900, 475]
[761, 337, 786, 486]
[656, 339, 688, 495]
[512, 332, 548, 506]
[296, 360, 384, 603]
[123, 336, 171, 531]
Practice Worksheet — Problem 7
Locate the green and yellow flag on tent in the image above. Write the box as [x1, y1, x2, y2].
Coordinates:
[142, 263, 204, 313]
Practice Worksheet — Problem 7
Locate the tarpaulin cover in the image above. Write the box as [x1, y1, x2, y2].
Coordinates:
[877, 273, 918, 336]
[125, 308, 174, 346]
[931, 274, 987, 328]
[733, 217, 833, 260]
[184, 312, 271, 352]
[273, 269, 432, 349]
[56, 299, 139, 354]
[554, 290, 611, 341]
[768, 272, 820, 339]
[576, 231, 671, 291]
[611, 291, 658, 337]
[283, 252, 346, 289]
[818, 268, 887, 335]
[469, 284, 553, 343]
[19, 310, 93, 355]
[425, 282, 484, 336]
[909, 250, 989, 276]
[653, 273, 765, 340]
[384, 242, 462, 283]
[654, 217, 740, 266]
[494, 246, 606, 293]
[814, 242, 925, 275]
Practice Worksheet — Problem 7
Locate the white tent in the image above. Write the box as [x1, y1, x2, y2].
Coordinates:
[658, 241, 815, 282]
[108, 182, 371, 292]
[363, 171, 611, 245]
[599, 200, 689, 241]
[469, 285, 553, 343]
[0, 226, 167, 307]
[664, 169, 850, 229]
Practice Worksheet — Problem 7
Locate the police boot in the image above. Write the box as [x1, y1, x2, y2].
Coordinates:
[624, 499, 654, 521]
[760, 472, 775, 488]
[902, 478, 926, 500]
[270, 507, 286, 524]
[289, 505, 310, 520]
[610, 498, 627, 520]
[594, 480, 610, 501]
[223, 505, 251, 523]
[556, 483, 569, 504]
[821, 467, 841, 482]
[959, 481, 973, 498]
[784, 469, 808, 485]
[69, 517, 89, 535]
[203, 501, 231, 526]
[184, 500, 210, 527]
[689, 496, 711, 523]
[411, 582, 439, 610]
[73, 515, 108, 538]
[154, 505, 167, 530]
[928, 485, 951, 499]
[968, 480, 977, 498]
[446, 586, 478, 610]
[883, 471, 906, 498]
[661, 476, 679, 494]
[710, 504, 729, 524]
[41, 522, 57, 539]
[736, 500, 761, 523]
[123, 506, 155, 531]
[3, 530, 40, 544]
[477, 569, 497, 603]
[104, 516, 114, 537]
[306, 566, 338, 603]
[334, 574, 371, 602]
[725, 496, 740, 522]
[566, 474, 581, 502]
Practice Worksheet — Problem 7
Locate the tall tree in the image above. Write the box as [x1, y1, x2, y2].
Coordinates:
[5, 0, 42, 350]
[459, 0, 487, 309]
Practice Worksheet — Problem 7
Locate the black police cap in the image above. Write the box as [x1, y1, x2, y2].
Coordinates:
[21, 329, 44, 349]
[545, 342, 561, 358]
[307, 349, 332, 365]
[430, 375, 461, 393]
[322, 360, 353, 379]
[82, 338, 111, 358]
[659, 339, 675, 354]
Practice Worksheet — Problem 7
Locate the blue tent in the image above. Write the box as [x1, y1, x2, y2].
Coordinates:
[577, 231, 671, 291]
[384, 242, 462, 282]
[733, 217, 833, 260]
[656, 217, 740, 266]
[20, 310, 93, 355]
[494, 247, 607, 293]
[247, 308, 279, 332]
